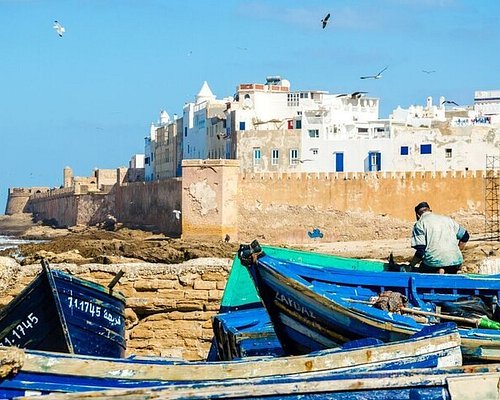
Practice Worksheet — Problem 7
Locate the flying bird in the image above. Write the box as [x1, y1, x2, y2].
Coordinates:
[422, 70, 436, 74]
[360, 66, 388, 80]
[172, 210, 181, 220]
[53, 20, 65, 38]
[441, 100, 460, 106]
[336, 91, 367, 99]
[321, 13, 331, 29]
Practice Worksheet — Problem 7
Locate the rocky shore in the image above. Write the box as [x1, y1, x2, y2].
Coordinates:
[1, 212, 500, 360]
[0, 212, 498, 273]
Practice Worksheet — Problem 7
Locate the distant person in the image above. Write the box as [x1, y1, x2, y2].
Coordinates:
[408, 202, 469, 274]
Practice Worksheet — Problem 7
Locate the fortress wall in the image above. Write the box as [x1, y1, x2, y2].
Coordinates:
[239, 170, 484, 221]
[5, 188, 50, 215]
[181, 160, 240, 241]
[27, 192, 79, 227]
[10, 165, 488, 243]
[27, 192, 115, 228]
[115, 178, 182, 236]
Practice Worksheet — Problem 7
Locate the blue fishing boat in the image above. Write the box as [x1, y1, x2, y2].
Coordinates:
[209, 245, 391, 361]
[0, 260, 126, 358]
[212, 308, 284, 361]
[240, 243, 500, 360]
[0, 323, 461, 398]
[16, 364, 500, 400]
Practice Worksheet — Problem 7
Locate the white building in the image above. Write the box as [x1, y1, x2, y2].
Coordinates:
[474, 90, 500, 125]
[144, 79, 500, 178]
[183, 81, 232, 160]
[129, 154, 145, 169]
[228, 76, 391, 173]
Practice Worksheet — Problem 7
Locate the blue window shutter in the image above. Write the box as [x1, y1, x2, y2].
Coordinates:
[239, 121, 246, 131]
[335, 153, 344, 172]
[420, 144, 432, 154]
[400, 146, 408, 155]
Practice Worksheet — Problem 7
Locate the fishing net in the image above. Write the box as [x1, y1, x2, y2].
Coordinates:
[373, 291, 408, 313]
[437, 296, 493, 320]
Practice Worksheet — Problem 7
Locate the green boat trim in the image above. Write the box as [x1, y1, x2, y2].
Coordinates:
[221, 246, 387, 311]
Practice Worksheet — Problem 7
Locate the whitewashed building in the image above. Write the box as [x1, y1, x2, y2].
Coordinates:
[227, 76, 391, 173]
[143, 79, 500, 178]
[183, 81, 232, 161]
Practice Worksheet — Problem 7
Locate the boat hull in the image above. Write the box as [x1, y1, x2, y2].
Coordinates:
[0, 323, 461, 398]
[0, 263, 126, 358]
[248, 253, 500, 360]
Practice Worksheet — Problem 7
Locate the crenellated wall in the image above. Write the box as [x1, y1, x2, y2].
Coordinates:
[27, 190, 115, 227]
[8, 163, 489, 242]
[5, 187, 50, 215]
[239, 170, 485, 221]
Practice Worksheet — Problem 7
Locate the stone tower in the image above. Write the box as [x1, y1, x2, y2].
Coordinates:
[63, 166, 73, 188]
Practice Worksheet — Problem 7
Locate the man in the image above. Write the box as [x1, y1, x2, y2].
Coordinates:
[408, 201, 469, 274]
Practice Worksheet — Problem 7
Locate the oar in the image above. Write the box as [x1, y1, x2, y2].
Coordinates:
[400, 307, 500, 330]
[344, 298, 500, 330]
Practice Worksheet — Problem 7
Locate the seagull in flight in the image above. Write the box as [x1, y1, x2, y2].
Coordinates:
[336, 91, 368, 99]
[441, 100, 460, 106]
[360, 66, 388, 80]
[172, 210, 181, 220]
[422, 70, 436, 74]
[53, 20, 65, 38]
[321, 13, 331, 29]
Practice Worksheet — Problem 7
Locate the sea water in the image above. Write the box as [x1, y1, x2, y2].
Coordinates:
[0, 235, 42, 251]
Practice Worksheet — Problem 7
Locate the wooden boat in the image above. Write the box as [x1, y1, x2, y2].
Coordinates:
[0, 260, 126, 358]
[0, 324, 461, 398]
[209, 245, 390, 360]
[14, 365, 500, 400]
[212, 308, 284, 361]
[242, 247, 500, 360]
[221, 245, 388, 313]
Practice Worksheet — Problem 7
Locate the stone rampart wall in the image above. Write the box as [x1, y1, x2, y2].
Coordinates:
[10, 166, 489, 242]
[27, 192, 115, 227]
[115, 179, 182, 236]
[239, 170, 485, 221]
[0, 259, 231, 361]
[5, 187, 51, 215]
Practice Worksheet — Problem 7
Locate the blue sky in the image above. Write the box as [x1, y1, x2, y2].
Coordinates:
[1, 0, 499, 213]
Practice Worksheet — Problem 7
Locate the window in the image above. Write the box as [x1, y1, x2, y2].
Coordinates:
[358, 127, 368, 133]
[184, 127, 187, 137]
[308, 129, 319, 138]
[145, 157, 150, 166]
[368, 151, 381, 172]
[271, 149, 279, 165]
[445, 148, 452, 159]
[311, 148, 319, 155]
[334, 152, 344, 172]
[420, 144, 432, 154]
[253, 148, 261, 165]
[290, 149, 299, 165]
[295, 120, 302, 129]
[400, 146, 409, 156]
[239, 121, 246, 131]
